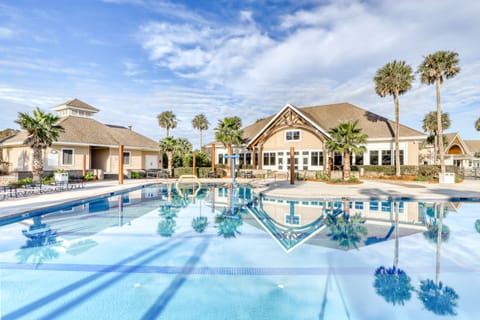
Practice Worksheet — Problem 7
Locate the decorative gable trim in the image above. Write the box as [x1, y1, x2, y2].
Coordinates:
[247, 103, 331, 147]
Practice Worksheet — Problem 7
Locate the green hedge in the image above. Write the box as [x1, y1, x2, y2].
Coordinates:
[173, 167, 225, 178]
[357, 165, 442, 177]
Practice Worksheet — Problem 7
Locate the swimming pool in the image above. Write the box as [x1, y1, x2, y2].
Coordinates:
[1, 183, 479, 319]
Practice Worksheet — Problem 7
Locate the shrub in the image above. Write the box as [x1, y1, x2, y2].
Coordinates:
[130, 171, 140, 179]
[84, 172, 95, 180]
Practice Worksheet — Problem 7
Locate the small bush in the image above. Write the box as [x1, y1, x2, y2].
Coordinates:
[84, 172, 95, 180]
[130, 171, 140, 179]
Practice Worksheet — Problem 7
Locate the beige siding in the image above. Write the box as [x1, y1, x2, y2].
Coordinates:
[50, 145, 90, 171]
[2, 146, 31, 171]
[407, 141, 419, 165]
[263, 128, 323, 151]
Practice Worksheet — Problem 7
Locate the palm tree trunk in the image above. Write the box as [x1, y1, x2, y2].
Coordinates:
[343, 152, 351, 180]
[227, 144, 233, 178]
[32, 147, 43, 183]
[433, 133, 438, 164]
[394, 92, 401, 177]
[436, 80, 446, 174]
[167, 150, 173, 177]
[199, 129, 203, 153]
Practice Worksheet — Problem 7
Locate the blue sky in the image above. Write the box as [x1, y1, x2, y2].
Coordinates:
[0, 0, 479, 148]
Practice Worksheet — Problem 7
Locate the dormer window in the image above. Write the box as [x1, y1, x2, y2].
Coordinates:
[286, 130, 300, 141]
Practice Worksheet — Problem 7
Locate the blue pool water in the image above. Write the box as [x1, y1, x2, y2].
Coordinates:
[1, 183, 479, 319]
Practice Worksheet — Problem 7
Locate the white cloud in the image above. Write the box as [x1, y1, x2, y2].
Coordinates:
[0, 26, 14, 38]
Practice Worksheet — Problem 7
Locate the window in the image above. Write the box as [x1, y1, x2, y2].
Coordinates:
[334, 152, 342, 166]
[278, 157, 283, 170]
[263, 152, 276, 166]
[285, 214, 300, 225]
[123, 152, 131, 165]
[370, 201, 379, 211]
[310, 151, 324, 166]
[302, 151, 308, 170]
[286, 130, 300, 141]
[62, 149, 74, 166]
[381, 201, 392, 212]
[218, 154, 224, 164]
[382, 150, 391, 165]
[355, 202, 364, 210]
[370, 150, 379, 165]
[355, 152, 364, 165]
[245, 153, 251, 165]
[394, 150, 405, 165]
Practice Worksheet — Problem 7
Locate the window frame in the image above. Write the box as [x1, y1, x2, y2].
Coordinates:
[285, 130, 301, 142]
[61, 148, 74, 166]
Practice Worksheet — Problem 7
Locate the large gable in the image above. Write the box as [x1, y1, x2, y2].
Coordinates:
[243, 102, 424, 145]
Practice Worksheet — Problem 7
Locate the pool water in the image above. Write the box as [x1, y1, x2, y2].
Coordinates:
[1, 183, 479, 319]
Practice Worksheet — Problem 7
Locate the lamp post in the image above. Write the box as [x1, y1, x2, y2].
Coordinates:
[224, 154, 240, 186]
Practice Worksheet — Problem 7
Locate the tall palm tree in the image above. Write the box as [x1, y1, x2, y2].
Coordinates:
[215, 116, 243, 178]
[422, 111, 451, 164]
[157, 110, 177, 137]
[15, 108, 64, 183]
[192, 114, 209, 151]
[374, 60, 414, 177]
[418, 51, 460, 176]
[159, 136, 178, 177]
[325, 120, 368, 181]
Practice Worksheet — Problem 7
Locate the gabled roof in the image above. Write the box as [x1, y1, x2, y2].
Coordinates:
[2, 116, 158, 151]
[464, 140, 480, 154]
[444, 132, 471, 155]
[53, 98, 100, 112]
[246, 103, 331, 147]
[242, 102, 425, 144]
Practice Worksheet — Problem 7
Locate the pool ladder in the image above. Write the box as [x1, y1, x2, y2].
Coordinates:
[175, 175, 202, 198]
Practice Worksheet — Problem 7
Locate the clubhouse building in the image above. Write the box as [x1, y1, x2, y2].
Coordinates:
[209, 103, 426, 172]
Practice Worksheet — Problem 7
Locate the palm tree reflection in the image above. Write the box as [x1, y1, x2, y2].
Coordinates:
[16, 215, 59, 265]
[325, 206, 367, 249]
[417, 202, 459, 316]
[373, 202, 413, 306]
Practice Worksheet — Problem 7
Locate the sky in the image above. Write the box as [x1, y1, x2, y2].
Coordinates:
[0, 0, 479, 149]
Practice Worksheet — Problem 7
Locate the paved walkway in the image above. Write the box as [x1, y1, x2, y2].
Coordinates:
[1, 177, 479, 219]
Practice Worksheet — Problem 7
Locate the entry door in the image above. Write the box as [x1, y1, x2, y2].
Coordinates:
[145, 155, 158, 169]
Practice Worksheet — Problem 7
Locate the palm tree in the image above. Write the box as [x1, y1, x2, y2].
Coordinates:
[422, 111, 451, 164]
[325, 120, 368, 180]
[374, 60, 414, 177]
[215, 116, 243, 178]
[15, 108, 64, 183]
[418, 51, 460, 176]
[475, 118, 480, 131]
[157, 110, 177, 137]
[159, 136, 178, 177]
[192, 114, 209, 151]
[174, 138, 193, 156]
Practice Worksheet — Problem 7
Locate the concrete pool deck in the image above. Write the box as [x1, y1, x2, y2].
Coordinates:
[1, 177, 479, 218]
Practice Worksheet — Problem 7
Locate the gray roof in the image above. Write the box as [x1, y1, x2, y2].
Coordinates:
[242, 102, 425, 142]
[53, 98, 100, 112]
[2, 116, 158, 151]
